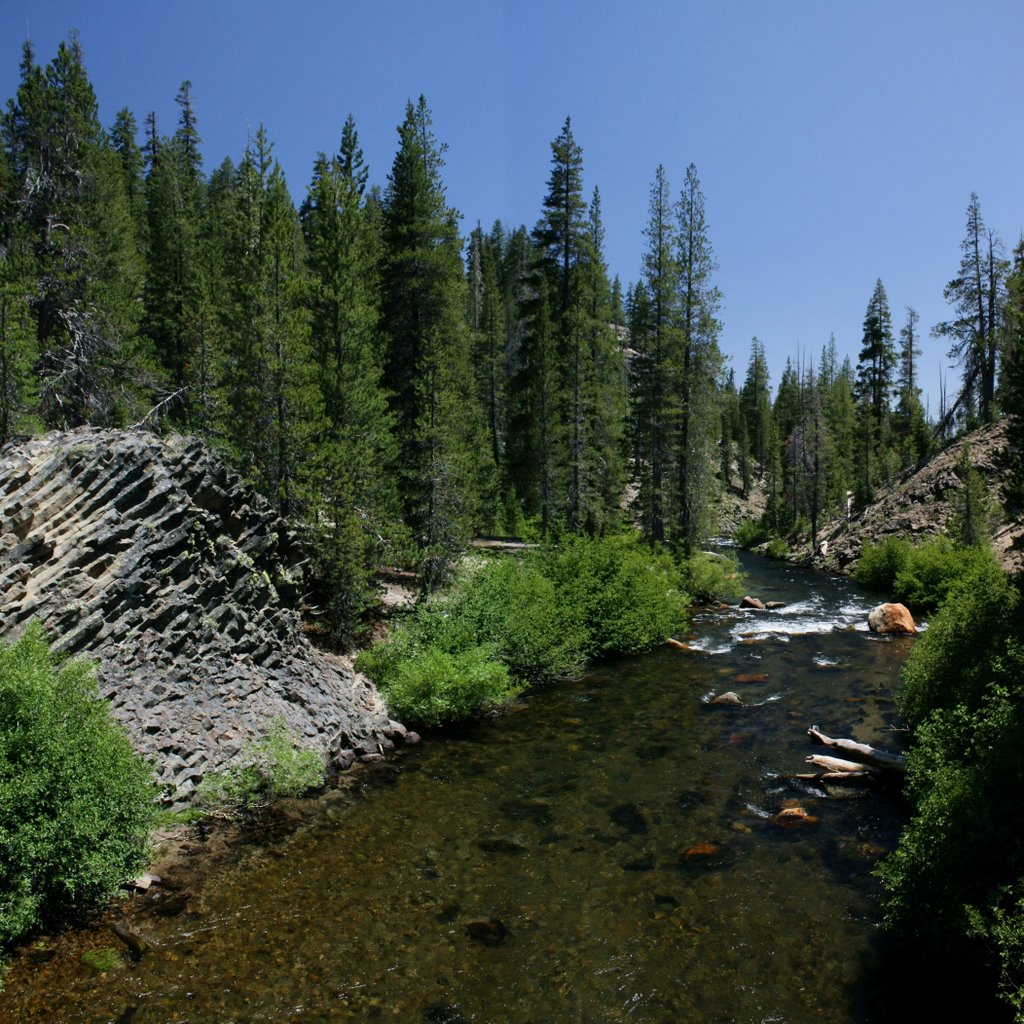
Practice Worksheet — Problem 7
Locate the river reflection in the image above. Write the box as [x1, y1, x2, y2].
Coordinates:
[3, 554, 924, 1023]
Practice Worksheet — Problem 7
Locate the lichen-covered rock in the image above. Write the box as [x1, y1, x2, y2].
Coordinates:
[867, 602, 917, 635]
[0, 428, 403, 804]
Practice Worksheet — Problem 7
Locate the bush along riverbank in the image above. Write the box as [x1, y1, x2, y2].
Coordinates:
[356, 534, 741, 727]
[875, 555, 1024, 1020]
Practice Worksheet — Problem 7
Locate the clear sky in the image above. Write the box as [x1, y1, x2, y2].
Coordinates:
[2, 0, 1022, 412]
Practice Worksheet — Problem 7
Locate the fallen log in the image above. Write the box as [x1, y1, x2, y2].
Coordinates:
[807, 726, 906, 774]
[782, 770, 877, 785]
[806, 753, 878, 774]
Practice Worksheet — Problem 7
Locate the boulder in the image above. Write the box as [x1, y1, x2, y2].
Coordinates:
[739, 595, 765, 610]
[867, 602, 917, 635]
[709, 691, 744, 706]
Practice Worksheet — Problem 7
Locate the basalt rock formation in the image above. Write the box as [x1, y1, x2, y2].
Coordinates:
[0, 428, 406, 804]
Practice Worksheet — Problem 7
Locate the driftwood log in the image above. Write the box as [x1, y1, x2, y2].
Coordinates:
[782, 727, 907, 787]
[807, 726, 907, 774]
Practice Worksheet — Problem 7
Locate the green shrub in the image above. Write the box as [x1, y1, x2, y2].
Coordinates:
[893, 537, 996, 611]
[897, 559, 1019, 731]
[447, 558, 587, 681]
[0, 624, 156, 947]
[734, 519, 771, 549]
[357, 534, 693, 726]
[677, 550, 743, 604]
[878, 565, 1024, 1016]
[765, 537, 789, 560]
[856, 535, 996, 612]
[197, 717, 325, 815]
[533, 535, 688, 657]
[377, 644, 523, 728]
[855, 536, 911, 592]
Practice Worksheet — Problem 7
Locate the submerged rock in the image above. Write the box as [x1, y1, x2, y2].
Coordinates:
[609, 802, 649, 835]
[772, 805, 820, 828]
[679, 842, 737, 870]
[867, 603, 917, 635]
[464, 917, 509, 946]
[478, 837, 527, 854]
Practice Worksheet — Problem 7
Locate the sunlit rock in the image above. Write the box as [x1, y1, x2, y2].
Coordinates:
[867, 602, 916, 635]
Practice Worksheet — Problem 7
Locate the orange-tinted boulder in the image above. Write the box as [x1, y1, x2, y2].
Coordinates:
[867, 603, 917, 635]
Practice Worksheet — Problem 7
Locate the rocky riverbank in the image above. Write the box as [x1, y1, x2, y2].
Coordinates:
[801, 418, 1023, 575]
[0, 428, 408, 805]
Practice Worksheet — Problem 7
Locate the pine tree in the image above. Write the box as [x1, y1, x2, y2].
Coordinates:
[894, 306, 929, 464]
[821, 343, 856, 515]
[1001, 240, 1024, 512]
[578, 186, 625, 533]
[630, 164, 678, 544]
[300, 116, 401, 638]
[221, 127, 321, 516]
[854, 279, 896, 499]
[674, 163, 723, 554]
[933, 194, 1009, 425]
[528, 117, 596, 533]
[380, 97, 486, 588]
[0, 139, 38, 440]
[3, 35, 145, 426]
[142, 82, 207, 427]
[740, 336, 773, 476]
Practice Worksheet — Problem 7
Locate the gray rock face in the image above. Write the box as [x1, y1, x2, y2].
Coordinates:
[0, 428, 402, 804]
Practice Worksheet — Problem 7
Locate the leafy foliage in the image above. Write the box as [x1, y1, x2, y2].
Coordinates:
[0, 624, 156, 947]
[733, 519, 772, 550]
[196, 717, 325, 816]
[536, 535, 688, 657]
[373, 645, 521, 729]
[357, 536, 693, 726]
[855, 535, 996, 612]
[878, 564, 1024, 1015]
[677, 550, 743, 604]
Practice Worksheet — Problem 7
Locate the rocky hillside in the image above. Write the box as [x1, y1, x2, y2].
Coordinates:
[0, 429, 407, 804]
[807, 417, 1024, 575]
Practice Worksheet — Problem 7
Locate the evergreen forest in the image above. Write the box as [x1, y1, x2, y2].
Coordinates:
[3, 37, 1024, 642]
[5, 34, 1024, 1018]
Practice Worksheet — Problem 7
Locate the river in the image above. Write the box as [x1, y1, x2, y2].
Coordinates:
[2, 552, 930, 1023]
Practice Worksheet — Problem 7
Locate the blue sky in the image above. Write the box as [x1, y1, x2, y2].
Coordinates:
[2, 0, 1022, 412]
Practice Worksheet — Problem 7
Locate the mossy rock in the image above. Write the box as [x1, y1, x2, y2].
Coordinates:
[81, 947, 125, 972]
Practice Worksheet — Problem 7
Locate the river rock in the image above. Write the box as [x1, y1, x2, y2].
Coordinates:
[739, 595, 766, 610]
[464, 917, 509, 946]
[867, 602, 917, 635]
[772, 805, 819, 828]
[0, 429, 402, 805]
[764, 601, 787, 610]
[679, 842, 737, 870]
[709, 691, 744, 706]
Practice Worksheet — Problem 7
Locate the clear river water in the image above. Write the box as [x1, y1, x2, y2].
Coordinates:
[2, 552, 942, 1023]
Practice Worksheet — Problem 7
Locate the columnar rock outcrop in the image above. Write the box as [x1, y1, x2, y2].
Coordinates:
[0, 428, 405, 803]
